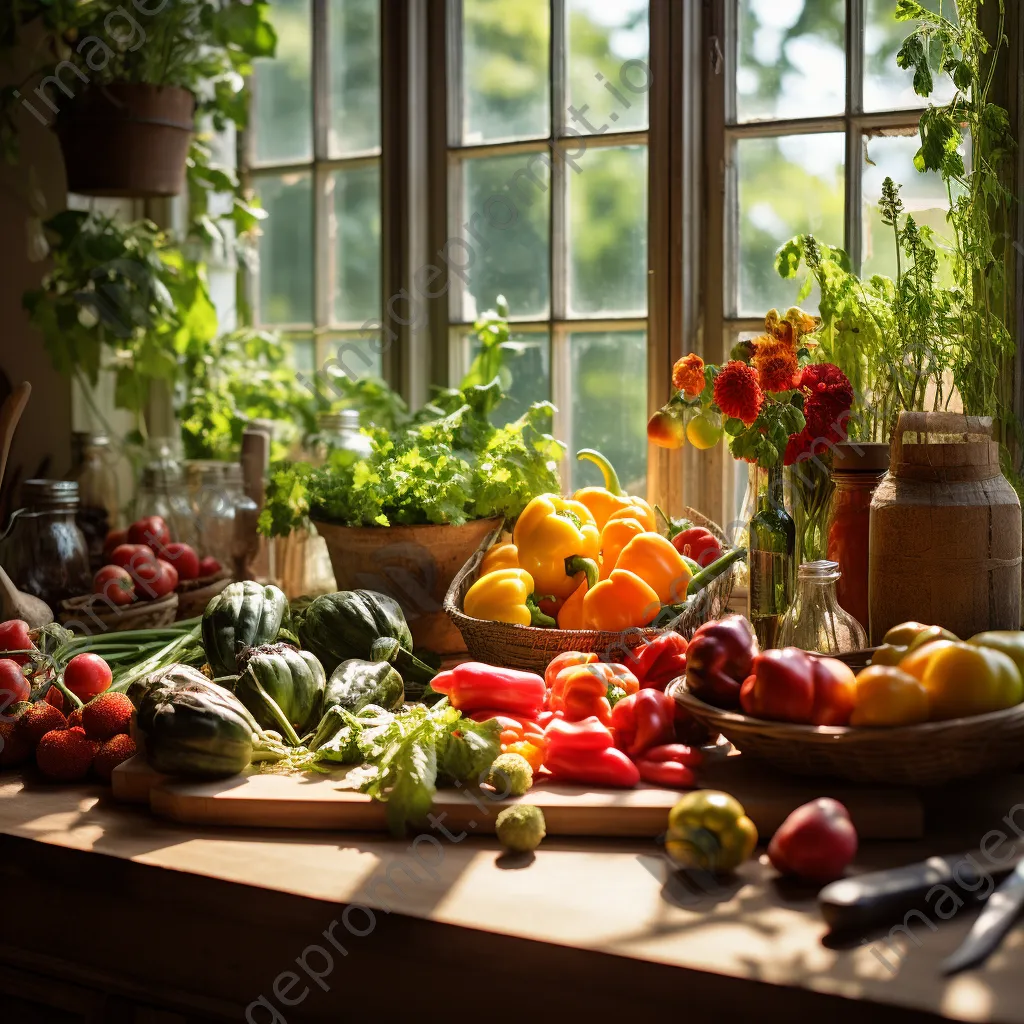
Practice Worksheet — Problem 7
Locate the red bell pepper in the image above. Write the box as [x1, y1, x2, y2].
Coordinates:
[641, 743, 703, 766]
[670, 526, 722, 567]
[546, 746, 640, 788]
[544, 651, 597, 689]
[544, 715, 615, 754]
[635, 759, 696, 789]
[739, 647, 815, 722]
[610, 688, 676, 757]
[431, 662, 546, 718]
[684, 614, 759, 709]
[632, 631, 688, 690]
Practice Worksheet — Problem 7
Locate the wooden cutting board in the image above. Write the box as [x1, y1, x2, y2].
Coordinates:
[111, 753, 924, 839]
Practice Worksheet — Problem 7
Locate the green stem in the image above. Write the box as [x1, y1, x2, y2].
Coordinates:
[576, 449, 623, 495]
[564, 555, 599, 590]
[526, 596, 556, 628]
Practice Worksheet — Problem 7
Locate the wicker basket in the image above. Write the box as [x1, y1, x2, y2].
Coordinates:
[444, 508, 738, 673]
[59, 592, 178, 634]
[667, 677, 1024, 786]
[175, 570, 233, 620]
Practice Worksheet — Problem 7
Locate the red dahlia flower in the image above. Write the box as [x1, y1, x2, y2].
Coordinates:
[713, 361, 764, 425]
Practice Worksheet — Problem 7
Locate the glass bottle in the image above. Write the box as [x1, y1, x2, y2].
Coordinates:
[316, 410, 373, 465]
[826, 442, 890, 632]
[70, 433, 122, 569]
[747, 460, 796, 649]
[223, 462, 261, 578]
[0, 480, 91, 606]
[779, 560, 869, 654]
[138, 447, 199, 551]
[187, 461, 232, 565]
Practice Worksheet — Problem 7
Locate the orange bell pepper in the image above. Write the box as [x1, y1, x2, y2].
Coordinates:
[614, 532, 692, 605]
[549, 661, 641, 724]
[581, 569, 660, 631]
[480, 542, 519, 575]
[558, 576, 588, 629]
[599, 515, 648, 579]
[544, 650, 597, 688]
[573, 449, 656, 532]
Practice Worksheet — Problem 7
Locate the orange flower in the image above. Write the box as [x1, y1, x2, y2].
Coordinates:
[713, 361, 763, 425]
[672, 353, 705, 397]
[754, 349, 799, 393]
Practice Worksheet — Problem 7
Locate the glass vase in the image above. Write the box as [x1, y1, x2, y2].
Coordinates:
[746, 461, 796, 649]
[786, 455, 835, 564]
[778, 560, 869, 654]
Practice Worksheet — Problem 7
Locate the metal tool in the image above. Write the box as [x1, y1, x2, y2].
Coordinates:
[941, 859, 1024, 975]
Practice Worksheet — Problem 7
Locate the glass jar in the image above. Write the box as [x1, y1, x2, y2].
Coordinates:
[187, 461, 233, 565]
[747, 461, 796, 649]
[70, 433, 121, 569]
[778, 560, 869, 654]
[138, 446, 199, 550]
[316, 410, 373, 465]
[826, 442, 890, 632]
[0, 480, 91, 606]
[223, 462, 260, 578]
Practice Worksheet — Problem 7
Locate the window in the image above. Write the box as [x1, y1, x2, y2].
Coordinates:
[247, 0, 383, 379]
[443, 0, 652, 492]
[704, 0, 957, 524]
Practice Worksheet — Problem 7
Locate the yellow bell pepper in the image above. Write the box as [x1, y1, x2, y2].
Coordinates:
[899, 639, 957, 682]
[850, 666, 930, 727]
[614, 532, 692, 605]
[581, 569, 660, 631]
[968, 631, 1024, 677]
[598, 515, 648, 579]
[463, 568, 555, 627]
[480, 542, 519, 575]
[512, 494, 601, 600]
[665, 790, 758, 874]
[918, 642, 1023, 720]
[573, 449, 656, 532]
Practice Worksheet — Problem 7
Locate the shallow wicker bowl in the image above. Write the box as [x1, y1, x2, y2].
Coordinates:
[175, 569, 233, 620]
[444, 508, 738, 673]
[59, 591, 178, 633]
[667, 677, 1024, 786]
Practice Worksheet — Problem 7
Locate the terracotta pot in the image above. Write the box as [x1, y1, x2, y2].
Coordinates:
[314, 517, 502, 654]
[56, 83, 195, 198]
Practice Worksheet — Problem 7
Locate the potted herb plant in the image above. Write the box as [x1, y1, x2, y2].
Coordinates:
[1, 0, 275, 197]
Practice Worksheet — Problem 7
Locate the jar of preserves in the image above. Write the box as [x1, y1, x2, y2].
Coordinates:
[826, 442, 889, 631]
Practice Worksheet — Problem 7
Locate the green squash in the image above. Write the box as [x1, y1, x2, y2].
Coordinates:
[202, 581, 290, 677]
[325, 659, 404, 716]
[235, 643, 326, 746]
[297, 590, 437, 691]
[135, 665, 289, 778]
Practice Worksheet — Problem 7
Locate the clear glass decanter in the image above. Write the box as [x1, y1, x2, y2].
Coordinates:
[778, 560, 869, 654]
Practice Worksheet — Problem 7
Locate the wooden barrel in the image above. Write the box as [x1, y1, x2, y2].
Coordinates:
[868, 412, 1021, 643]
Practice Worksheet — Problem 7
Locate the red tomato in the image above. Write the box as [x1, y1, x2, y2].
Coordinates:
[63, 653, 112, 702]
[809, 656, 857, 727]
[161, 542, 199, 581]
[102, 528, 129, 560]
[110, 543, 158, 572]
[93, 565, 136, 606]
[0, 659, 31, 706]
[138, 559, 178, 600]
[127, 515, 171, 550]
[670, 527, 723, 567]
[0, 619, 34, 666]
[768, 798, 858, 882]
[198, 556, 222, 578]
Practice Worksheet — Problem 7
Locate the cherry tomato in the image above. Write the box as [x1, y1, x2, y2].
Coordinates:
[109, 543, 158, 573]
[198, 556, 222, 578]
[0, 619, 34, 666]
[161, 542, 199, 581]
[93, 565, 136, 606]
[0, 659, 30, 706]
[63, 653, 112, 702]
[127, 515, 171, 551]
[102, 528, 129, 561]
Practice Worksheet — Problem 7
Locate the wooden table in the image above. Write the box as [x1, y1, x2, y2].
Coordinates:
[2, 771, 1024, 1024]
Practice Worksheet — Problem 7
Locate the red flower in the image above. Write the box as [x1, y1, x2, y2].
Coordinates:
[784, 429, 813, 466]
[799, 364, 853, 437]
[713, 361, 764, 425]
[756, 351, 799, 393]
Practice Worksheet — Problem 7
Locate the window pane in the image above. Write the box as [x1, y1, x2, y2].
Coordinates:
[455, 152, 551, 321]
[328, 0, 381, 156]
[569, 330, 647, 494]
[461, 0, 550, 144]
[736, 133, 845, 316]
[252, 0, 312, 163]
[289, 337, 316, 373]
[864, 0, 956, 112]
[568, 144, 647, 316]
[255, 173, 314, 325]
[318, 333, 384, 384]
[466, 329, 551, 425]
[329, 163, 381, 324]
[861, 134, 959, 283]
[567, 0, 650, 135]
[735, 0, 845, 123]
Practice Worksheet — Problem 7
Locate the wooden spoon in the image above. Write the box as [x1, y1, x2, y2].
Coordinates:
[0, 383, 54, 627]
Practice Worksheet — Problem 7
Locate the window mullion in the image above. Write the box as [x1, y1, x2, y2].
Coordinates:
[845, 0, 865, 272]
[312, 0, 330, 163]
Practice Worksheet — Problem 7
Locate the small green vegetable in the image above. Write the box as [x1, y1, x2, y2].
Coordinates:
[495, 804, 546, 853]
[487, 753, 533, 797]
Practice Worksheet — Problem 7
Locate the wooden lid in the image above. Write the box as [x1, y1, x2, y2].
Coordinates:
[832, 442, 890, 473]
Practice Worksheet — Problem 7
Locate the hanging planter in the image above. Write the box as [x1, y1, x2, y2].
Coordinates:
[55, 84, 195, 199]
